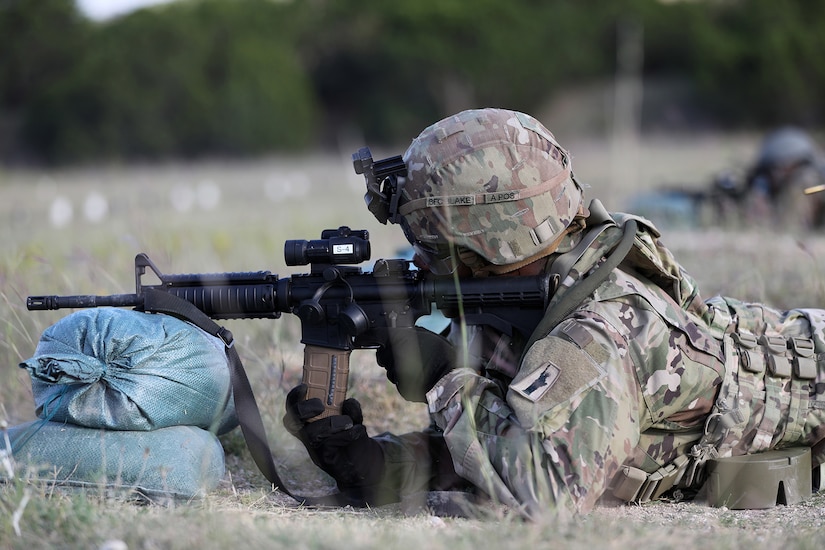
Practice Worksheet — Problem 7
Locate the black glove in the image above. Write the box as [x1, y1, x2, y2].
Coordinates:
[282, 384, 386, 502]
[366, 327, 456, 402]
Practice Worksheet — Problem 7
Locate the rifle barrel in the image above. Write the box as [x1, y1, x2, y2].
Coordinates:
[27, 294, 142, 310]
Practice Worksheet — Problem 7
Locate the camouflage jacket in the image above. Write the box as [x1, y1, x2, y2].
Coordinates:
[373, 213, 825, 519]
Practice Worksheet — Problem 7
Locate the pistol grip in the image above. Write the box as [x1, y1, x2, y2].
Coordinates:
[301, 344, 351, 421]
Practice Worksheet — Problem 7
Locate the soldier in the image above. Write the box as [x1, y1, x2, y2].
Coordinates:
[283, 108, 825, 519]
[742, 127, 825, 228]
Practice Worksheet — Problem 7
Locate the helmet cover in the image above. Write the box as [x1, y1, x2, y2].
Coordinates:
[399, 108, 583, 267]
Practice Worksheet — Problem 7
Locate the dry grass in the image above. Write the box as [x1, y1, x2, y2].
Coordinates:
[3, 138, 825, 548]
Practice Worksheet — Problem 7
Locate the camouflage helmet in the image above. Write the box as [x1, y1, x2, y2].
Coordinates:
[398, 108, 583, 272]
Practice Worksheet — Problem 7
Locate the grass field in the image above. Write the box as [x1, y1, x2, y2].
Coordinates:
[3, 137, 825, 549]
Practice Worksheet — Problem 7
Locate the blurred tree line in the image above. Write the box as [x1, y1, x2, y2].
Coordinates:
[1, 0, 824, 164]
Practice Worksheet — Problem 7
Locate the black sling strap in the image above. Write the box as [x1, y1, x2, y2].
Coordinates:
[547, 199, 616, 285]
[142, 289, 347, 507]
[523, 218, 638, 354]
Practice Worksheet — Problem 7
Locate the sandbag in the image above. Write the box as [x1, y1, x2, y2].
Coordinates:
[19, 307, 237, 433]
[6, 420, 225, 499]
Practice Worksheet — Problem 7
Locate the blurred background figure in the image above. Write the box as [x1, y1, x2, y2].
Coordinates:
[629, 127, 825, 231]
[739, 127, 825, 229]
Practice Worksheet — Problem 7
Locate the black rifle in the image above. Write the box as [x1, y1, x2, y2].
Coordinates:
[28, 226, 552, 417]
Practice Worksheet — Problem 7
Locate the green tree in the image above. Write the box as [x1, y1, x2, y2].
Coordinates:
[21, 0, 319, 163]
[688, 0, 825, 127]
[6, 0, 825, 164]
[301, 0, 625, 144]
[0, 0, 91, 162]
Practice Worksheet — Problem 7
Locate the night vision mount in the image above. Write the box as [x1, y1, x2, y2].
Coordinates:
[352, 146, 407, 225]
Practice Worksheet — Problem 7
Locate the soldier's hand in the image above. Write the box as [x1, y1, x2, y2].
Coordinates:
[362, 327, 456, 402]
[282, 384, 385, 498]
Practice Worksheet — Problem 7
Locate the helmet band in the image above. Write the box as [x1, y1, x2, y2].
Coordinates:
[397, 164, 572, 216]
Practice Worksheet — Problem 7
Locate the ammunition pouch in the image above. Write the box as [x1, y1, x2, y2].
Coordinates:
[612, 455, 690, 503]
[613, 312, 822, 506]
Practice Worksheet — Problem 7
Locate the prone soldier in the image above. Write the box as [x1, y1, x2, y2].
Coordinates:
[283, 108, 825, 519]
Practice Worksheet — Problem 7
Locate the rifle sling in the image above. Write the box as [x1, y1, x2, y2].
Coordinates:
[547, 199, 616, 285]
[142, 289, 350, 507]
[524, 218, 638, 354]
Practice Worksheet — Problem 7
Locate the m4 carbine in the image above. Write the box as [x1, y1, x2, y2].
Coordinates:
[28, 226, 554, 419]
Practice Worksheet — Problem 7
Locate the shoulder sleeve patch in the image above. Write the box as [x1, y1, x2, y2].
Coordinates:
[508, 334, 606, 431]
[510, 361, 562, 401]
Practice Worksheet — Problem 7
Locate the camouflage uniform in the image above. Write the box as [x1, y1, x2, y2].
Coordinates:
[361, 109, 825, 519]
[373, 215, 825, 519]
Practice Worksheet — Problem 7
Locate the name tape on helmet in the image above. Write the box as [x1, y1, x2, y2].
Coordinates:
[423, 191, 521, 208]
[399, 167, 571, 216]
[426, 195, 477, 207]
[486, 191, 519, 203]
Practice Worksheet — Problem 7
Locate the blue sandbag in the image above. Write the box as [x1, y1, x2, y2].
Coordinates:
[6, 420, 225, 499]
[19, 308, 237, 433]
